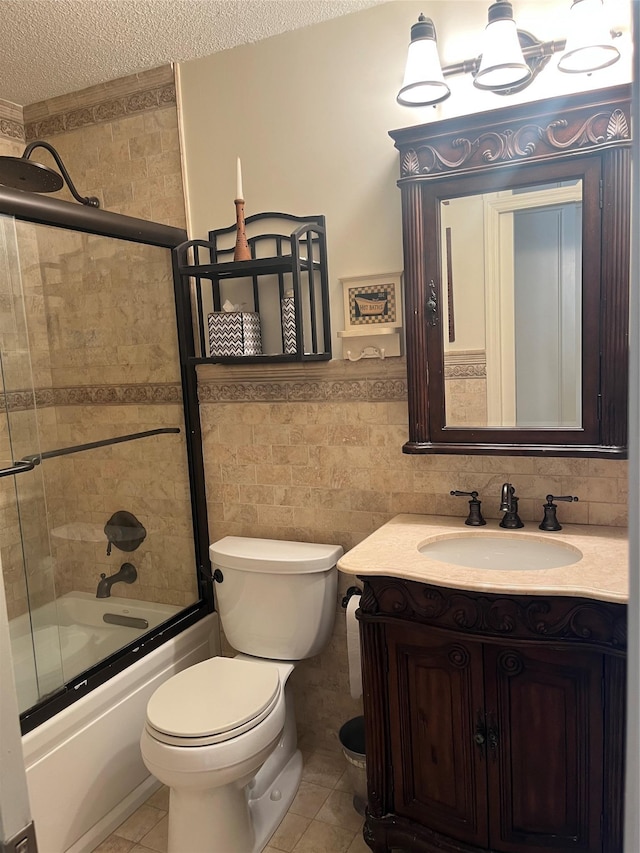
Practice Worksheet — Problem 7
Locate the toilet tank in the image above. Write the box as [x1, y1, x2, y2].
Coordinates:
[209, 537, 343, 660]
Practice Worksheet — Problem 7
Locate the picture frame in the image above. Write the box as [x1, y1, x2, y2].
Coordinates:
[340, 272, 403, 332]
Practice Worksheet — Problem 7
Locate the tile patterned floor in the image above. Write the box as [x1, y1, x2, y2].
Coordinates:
[91, 748, 369, 853]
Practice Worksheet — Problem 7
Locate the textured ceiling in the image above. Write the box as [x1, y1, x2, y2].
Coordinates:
[1, 0, 387, 106]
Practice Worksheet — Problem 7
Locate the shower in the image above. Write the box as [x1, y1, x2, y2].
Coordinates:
[0, 179, 212, 732]
[0, 140, 100, 206]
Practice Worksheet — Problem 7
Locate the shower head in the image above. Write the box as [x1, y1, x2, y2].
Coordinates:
[0, 141, 100, 207]
[0, 155, 64, 193]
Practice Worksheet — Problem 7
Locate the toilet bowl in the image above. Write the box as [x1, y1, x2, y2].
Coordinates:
[140, 536, 343, 853]
[141, 656, 294, 853]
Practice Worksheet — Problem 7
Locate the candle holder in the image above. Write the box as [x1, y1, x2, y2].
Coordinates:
[234, 198, 251, 261]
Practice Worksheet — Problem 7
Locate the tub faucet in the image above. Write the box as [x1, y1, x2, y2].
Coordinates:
[499, 483, 524, 529]
[96, 562, 137, 598]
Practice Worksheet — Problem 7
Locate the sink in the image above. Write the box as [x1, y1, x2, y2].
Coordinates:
[418, 535, 582, 571]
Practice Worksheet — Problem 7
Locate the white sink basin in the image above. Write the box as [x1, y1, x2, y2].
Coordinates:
[418, 535, 582, 571]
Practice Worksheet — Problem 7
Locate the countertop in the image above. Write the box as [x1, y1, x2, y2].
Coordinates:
[337, 514, 628, 603]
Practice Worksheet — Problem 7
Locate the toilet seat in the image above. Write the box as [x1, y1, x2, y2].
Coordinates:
[145, 657, 281, 747]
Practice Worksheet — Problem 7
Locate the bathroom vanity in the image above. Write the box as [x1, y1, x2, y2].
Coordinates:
[338, 515, 628, 853]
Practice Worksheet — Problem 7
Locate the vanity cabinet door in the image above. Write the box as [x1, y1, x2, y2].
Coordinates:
[483, 644, 604, 853]
[386, 622, 489, 848]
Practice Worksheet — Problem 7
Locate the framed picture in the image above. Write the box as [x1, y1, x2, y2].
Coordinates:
[340, 272, 403, 332]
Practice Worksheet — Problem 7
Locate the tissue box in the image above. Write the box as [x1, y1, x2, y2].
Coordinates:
[208, 311, 262, 357]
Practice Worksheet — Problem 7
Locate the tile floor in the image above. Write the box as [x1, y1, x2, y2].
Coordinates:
[91, 748, 369, 853]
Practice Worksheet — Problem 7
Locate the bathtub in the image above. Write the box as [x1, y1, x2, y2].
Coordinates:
[20, 598, 218, 853]
[11, 592, 184, 712]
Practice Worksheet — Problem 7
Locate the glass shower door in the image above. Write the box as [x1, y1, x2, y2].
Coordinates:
[0, 213, 64, 712]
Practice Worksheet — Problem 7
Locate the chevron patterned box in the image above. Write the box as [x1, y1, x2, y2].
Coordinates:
[208, 311, 262, 357]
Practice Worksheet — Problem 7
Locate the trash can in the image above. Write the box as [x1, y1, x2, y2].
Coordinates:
[339, 715, 367, 815]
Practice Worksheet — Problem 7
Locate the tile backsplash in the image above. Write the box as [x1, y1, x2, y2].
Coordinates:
[198, 357, 628, 749]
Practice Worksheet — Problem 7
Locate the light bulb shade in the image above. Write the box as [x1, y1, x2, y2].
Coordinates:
[397, 16, 450, 106]
[558, 0, 620, 73]
[474, 1, 532, 91]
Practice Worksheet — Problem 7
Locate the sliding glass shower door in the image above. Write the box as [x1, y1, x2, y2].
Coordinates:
[0, 213, 64, 711]
[0, 193, 209, 727]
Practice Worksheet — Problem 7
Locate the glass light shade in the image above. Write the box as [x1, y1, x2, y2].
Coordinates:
[558, 0, 620, 73]
[397, 17, 450, 107]
[474, 4, 532, 91]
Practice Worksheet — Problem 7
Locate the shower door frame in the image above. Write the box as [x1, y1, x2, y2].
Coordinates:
[0, 185, 213, 734]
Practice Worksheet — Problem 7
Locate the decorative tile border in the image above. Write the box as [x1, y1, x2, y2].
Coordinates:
[0, 117, 25, 142]
[0, 98, 25, 142]
[1, 374, 408, 410]
[25, 84, 176, 141]
[55, 382, 182, 406]
[444, 350, 486, 379]
[197, 374, 408, 404]
[0, 383, 182, 412]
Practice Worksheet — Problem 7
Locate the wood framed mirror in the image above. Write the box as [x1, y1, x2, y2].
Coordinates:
[390, 85, 631, 457]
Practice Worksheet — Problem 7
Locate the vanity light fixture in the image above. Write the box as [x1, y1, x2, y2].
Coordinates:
[397, 14, 451, 106]
[473, 0, 532, 91]
[557, 0, 621, 72]
[397, 0, 621, 106]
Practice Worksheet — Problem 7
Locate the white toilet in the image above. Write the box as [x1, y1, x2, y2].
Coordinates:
[140, 536, 343, 853]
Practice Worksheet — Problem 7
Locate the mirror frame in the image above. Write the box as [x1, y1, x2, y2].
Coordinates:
[390, 85, 631, 458]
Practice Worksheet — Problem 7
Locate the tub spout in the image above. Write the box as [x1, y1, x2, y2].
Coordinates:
[96, 562, 137, 598]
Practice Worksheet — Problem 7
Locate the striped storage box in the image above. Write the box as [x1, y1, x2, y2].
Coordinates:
[208, 312, 262, 357]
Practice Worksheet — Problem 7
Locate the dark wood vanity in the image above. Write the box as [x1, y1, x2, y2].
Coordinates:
[358, 576, 627, 853]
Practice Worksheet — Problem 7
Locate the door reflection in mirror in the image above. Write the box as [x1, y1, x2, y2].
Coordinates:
[441, 180, 583, 430]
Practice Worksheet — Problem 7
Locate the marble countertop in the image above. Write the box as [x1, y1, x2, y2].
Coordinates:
[338, 514, 628, 603]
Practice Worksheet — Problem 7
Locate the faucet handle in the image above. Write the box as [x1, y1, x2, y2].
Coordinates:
[450, 490, 487, 527]
[539, 494, 579, 531]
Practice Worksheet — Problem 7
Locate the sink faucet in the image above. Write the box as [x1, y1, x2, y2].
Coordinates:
[96, 562, 137, 598]
[499, 483, 524, 529]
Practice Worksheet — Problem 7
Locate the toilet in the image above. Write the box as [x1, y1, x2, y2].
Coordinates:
[140, 536, 343, 853]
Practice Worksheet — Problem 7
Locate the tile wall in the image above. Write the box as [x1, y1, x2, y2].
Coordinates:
[0, 69, 196, 621]
[198, 357, 628, 750]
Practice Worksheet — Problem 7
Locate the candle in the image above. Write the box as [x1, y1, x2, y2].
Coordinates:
[236, 157, 243, 200]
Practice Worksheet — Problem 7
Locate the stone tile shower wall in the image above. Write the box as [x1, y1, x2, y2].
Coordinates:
[0, 70, 196, 619]
[23, 66, 184, 224]
[198, 359, 628, 750]
[27, 224, 196, 607]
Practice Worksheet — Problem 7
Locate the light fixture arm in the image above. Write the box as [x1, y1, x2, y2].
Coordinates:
[22, 141, 100, 207]
[442, 37, 568, 78]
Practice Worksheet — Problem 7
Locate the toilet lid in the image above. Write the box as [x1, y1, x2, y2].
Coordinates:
[146, 657, 280, 744]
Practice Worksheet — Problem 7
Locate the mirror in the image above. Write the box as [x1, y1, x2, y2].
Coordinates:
[441, 179, 583, 430]
[390, 85, 631, 457]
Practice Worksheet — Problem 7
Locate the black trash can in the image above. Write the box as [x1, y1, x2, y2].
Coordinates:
[338, 715, 367, 815]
